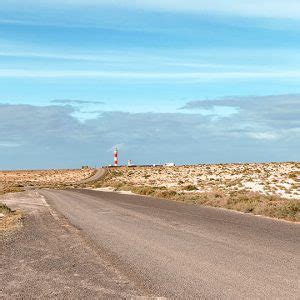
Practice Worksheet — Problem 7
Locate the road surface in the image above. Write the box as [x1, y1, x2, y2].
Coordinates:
[78, 168, 106, 184]
[40, 188, 300, 299]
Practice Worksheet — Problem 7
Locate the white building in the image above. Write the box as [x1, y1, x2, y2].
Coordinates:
[164, 162, 175, 167]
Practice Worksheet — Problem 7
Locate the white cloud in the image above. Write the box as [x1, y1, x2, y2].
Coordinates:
[1, 103, 299, 168]
[0, 141, 21, 148]
[115, 0, 300, 19]
[247, 132, 280, 140]
[2, 0, 300, 19]
[0, 50, 248, 70]
[1, 69, 300, 80]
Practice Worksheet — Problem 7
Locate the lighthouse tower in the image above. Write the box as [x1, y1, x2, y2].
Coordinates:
[113, 147, 118, 166]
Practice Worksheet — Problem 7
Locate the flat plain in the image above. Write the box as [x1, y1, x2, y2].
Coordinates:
[0, 168, 95, 195]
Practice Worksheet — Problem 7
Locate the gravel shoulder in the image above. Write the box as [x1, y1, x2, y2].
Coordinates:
[0, 191, 150, 298]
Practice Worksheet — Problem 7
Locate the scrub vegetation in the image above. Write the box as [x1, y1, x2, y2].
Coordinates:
[0, 168, 96, 195]
[92, 162, 300, 222]
[0, 203, 22, 232]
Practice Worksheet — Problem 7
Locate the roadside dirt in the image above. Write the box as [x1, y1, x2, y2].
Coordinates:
[0, 191, 148, 298]
[0, 168, 96, 195]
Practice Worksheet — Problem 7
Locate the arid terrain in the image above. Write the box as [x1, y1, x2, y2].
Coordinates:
[1, 163, 299, 221]
[95, 162, 300, 221]
[101, 162, 300, 199]
[1, 163, 299, 298]
[0, 168, 95, 195]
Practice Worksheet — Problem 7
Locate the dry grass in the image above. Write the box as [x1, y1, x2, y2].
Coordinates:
[0, 186, 24, 196]
[97, 162, 300, 200]
[92, 163, 300, 222]
[0, 203, 22, 232]
[0, 203, 12, 214]
[0, 168, 95, 195]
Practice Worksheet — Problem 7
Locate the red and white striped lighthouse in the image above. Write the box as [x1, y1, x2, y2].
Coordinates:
[113, 147, 118, 166]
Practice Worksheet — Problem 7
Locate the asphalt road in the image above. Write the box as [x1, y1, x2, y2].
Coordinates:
[41, 189, 300, 299]
[78, 168, 106, 184]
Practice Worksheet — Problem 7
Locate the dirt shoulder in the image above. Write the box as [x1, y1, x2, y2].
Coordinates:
[0, 191, 147, 298]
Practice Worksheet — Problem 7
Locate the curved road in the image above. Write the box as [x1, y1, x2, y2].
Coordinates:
[41, 188, 300, 299]
[78, 168, 106, 184]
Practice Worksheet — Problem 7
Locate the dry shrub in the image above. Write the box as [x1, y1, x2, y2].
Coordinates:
[288, 172, 299, 180]
[0, 203, 22, 232]
[0, 211, 22, 231]
[0, 186, 23, 196]
[0, 203, 12, 214]
[132, 186, 157, 196]
[182, 184, 198, 191]
[223, 191, 300, 221]
[154, 189, 177, 199]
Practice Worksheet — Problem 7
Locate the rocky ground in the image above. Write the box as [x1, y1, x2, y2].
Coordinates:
[0, 191, 146, 298]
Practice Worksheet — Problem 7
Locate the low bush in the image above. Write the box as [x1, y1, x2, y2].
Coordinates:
[154, 189, 178, 198]
[183, 185, 198, 191]
[288, 172, 299, 180]
[93, 167, 300, 222]
[132, 186, 156, 196]
[0, 203, 12, 214]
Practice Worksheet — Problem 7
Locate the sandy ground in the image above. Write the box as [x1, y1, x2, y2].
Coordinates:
[0, 168, 95, 194]
[106, 162, 300, 199]
[0, 191, 149, 298]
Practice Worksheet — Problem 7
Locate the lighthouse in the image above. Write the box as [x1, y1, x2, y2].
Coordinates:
[113, 147, 118, 166]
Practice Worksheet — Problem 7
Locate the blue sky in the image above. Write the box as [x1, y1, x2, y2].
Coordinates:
[0, 1, 299, 168]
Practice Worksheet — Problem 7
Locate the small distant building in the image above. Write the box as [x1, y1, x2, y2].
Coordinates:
[164, 162, 176, 167]
[127, 159, 132, 166]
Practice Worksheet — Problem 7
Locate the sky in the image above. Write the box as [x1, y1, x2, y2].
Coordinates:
[0, 0, 299, 169]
